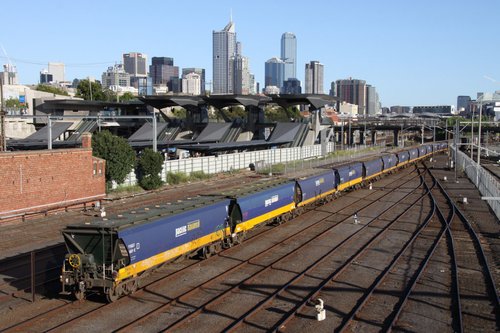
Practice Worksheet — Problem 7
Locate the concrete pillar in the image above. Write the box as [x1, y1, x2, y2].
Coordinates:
[359, 130, 365, 145]
[394, 129, 399, 147]
[371, 130, 376, 144]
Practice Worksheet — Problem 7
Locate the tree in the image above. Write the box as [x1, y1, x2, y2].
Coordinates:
[120, 92, 136, 102]
[91, 130, 136, 188]
[35, 84, 69, 96]
[76, 79, 106, 101]
[137, 148, 164, 190]
[5, 98, 21, 108]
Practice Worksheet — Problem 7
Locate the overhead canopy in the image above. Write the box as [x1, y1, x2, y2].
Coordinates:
[175, 139, 292, 153]
[203, 95, 272, 109]
[138, 96, 205, 110]
[269, 94, 338, 110]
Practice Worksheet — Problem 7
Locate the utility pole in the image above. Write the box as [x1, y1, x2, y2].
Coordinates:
[0, 75, 6, 151]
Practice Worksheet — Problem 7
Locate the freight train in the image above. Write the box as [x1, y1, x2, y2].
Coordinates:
[61, 143, 448, 301]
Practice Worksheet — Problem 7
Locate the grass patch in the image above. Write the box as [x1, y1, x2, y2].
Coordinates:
[108, 184, 144, 195]
[189, 171, 211, 181]
[166, 171, 189, 185]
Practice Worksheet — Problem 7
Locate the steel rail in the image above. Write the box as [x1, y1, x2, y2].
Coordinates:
[271, 167, 430, 332]
[432, 166, 500, 326]
[382, 165, 462, 333]
[164, 169, 426, 332]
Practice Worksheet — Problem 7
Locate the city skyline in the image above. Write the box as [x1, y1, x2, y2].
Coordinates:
[0, 0, 498, 107]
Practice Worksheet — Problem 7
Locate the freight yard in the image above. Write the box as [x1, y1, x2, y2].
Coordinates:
[0, 151, 498, 332]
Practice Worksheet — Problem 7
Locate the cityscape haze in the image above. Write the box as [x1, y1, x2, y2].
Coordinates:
[0, 0, 498, 107]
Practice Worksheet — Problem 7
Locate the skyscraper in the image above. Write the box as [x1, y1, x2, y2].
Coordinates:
[213, 20, 236, 94]
[123, 52, 147, 77]
[182, 68, 205, 94]
[281, 32, 297, 81]
[336, 78, 367, 115]
[48, 62, 65, 82]
[264, 57, 285, 89]
[182, 72, 202, 95]
[150, 57, 179, 92]
[304, 61, 324, 94]
[366, 85, 380, 115]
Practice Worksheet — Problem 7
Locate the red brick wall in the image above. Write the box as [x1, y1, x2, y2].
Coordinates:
[0, 148, 106, 217]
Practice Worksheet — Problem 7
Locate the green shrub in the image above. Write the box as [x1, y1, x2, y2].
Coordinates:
[92, 131, 136, 188]
[137, 148, 164, 190]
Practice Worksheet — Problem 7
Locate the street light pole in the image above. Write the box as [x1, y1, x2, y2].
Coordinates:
[476, 99, 483, 185]
[0, 75, 5, 151]
[470, 107, 475, 160]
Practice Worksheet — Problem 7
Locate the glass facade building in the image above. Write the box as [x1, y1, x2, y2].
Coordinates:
[281, 32, 297, 81]
[213, 20, 236, 94]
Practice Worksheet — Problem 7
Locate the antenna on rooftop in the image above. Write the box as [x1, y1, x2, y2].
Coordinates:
[0, 44, 14, 69]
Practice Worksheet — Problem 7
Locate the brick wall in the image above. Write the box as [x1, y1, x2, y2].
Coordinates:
[0, 148, 106, 218]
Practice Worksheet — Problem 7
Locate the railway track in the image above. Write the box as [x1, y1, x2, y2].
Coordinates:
[3, 158, 497, 332]
[0, 166, 421, 332]
[0, 244, 65, 303]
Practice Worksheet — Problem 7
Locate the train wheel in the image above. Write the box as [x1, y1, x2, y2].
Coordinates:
[234, 231, 246, 245]
[106, 286, 120, 303]
[202, 245, 212, 259]
[74, 290, 85, 301]
[124, 279, 138, 294]
[213, 242, 223, 254]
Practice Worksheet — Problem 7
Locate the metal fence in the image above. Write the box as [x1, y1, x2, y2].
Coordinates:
[117, 143, 384, 188]
[451, 145, 500, 220]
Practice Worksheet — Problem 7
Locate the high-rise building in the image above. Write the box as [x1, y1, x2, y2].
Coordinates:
[40, 69, 53, 84]
[281, 32, 297, 81]
[149, 56, 179, 93]
[123, 52, 148, 77]
[232, 54, 252, 95]
[305, 61, 324, 94]
[457, 95, 471, 113]
[101, 64, 130, 88]
[1, 64, 18, 85]
[264, 57, 285, 89]
[366, 85, 380, 115]
[182, 72, 202, 95]
[182, 68, 205, 94]
[48, 62, 65, 82]
[336, 78, 367, 115]
[282, 78, 302, 94]
[213, 20, 236, 94]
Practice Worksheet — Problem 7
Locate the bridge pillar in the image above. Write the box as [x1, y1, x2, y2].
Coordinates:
[394, 129, 399, 147]
[247, 105, 265, 140]
[359, 130, 365, 145]
[371, 130, 376, 145]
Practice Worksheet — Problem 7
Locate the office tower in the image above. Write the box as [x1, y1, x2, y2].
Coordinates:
[123, 52, 148, 77]
[457, 95, 471, 112]
[149, 56, 179, 93]
[213, 20, 236, 94]
[182, 68, 205, 94]
[336, 78, 367, 115]
[1, 64, 18, 85]
[304, 61, 324, 94]
[366, 85, 380, 115]
[182, 72, 202, 95]
[282, 78, 302, 94]
[48, 62, 65, 82]
[40, 69, 53, 84]
[281, 32, 297, 81]
[232, 54, 252, 95]
[264, 57, 285, 89]
[101, 64, 130, 88]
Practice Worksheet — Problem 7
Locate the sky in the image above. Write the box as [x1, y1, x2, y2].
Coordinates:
[1, 0, 499, 107]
